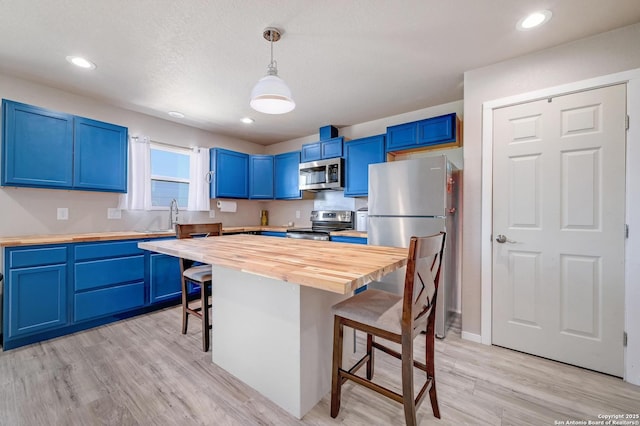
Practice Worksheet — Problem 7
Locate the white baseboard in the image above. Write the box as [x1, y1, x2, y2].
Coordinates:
[461, 331, 482, 344]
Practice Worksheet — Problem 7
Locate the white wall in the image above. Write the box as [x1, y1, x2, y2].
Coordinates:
[0, 73, 266, 238]
[462, 23, 640, 339]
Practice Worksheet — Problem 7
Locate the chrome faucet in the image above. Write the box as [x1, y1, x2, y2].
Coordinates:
[169, 199, 179, 230]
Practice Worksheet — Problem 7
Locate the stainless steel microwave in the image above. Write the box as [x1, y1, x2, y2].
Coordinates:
[298, 157, 344, 191]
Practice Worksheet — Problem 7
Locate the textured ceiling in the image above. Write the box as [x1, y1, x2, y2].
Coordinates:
[1, 0, 639, 144]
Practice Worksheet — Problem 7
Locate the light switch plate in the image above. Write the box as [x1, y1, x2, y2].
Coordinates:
[295, 210, 301, 219]
[57, 207, 69, 220]
[107, 208, 122, 219]
[209, 210, 216, 218]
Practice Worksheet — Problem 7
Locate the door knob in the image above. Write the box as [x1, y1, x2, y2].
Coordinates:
[495, 234, 518, 244]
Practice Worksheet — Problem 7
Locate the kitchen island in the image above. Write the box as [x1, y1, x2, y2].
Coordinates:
[138, 234, 407, 418]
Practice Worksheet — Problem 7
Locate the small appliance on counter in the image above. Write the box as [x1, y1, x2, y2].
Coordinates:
[286, 210, 353, 240]
[356, 208, 368, 232]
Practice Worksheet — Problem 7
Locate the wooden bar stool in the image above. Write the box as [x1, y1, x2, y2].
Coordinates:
[330, 232, 446, 425]
[175, 222, 222, 352]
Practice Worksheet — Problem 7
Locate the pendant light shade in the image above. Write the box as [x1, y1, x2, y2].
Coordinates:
[250, 28, 295, 115]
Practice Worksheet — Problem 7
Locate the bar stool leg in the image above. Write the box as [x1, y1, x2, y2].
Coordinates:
[330, 317, 344, 418]
[201, 283, 210, 352]
[181, 279, 189, 335]
[401, 338, 417, 426]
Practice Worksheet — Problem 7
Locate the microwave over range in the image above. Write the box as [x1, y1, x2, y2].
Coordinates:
[298, 157, 344, 191]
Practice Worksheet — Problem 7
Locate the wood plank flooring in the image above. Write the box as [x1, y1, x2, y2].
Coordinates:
[0, 307, 638, 425]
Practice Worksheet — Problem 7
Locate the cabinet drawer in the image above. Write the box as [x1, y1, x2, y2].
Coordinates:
[74, 281, 145, 322]
[8, 246, 68, 268]
[75, 255, 145, 291]
[75, 240, 144, 261]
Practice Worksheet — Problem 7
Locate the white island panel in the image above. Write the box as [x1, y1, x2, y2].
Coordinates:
[212, 265, 353, 419]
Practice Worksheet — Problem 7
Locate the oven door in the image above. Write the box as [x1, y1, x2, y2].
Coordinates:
[285, 231, 330, 241]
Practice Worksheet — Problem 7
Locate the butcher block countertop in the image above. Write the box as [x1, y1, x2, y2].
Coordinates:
[0, 227, 367, 248]
[138, 234, 404, 294]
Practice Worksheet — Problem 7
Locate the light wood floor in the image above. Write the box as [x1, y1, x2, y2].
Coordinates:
[0, 306, 638, 425]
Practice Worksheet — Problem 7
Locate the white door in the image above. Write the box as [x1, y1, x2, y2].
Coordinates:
[492, 84, 626, 376]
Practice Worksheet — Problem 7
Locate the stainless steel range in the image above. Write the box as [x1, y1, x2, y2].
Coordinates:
[286, 210, 354, 241]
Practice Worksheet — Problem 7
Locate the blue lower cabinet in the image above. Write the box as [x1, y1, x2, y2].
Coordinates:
[6, 264, 68, 339]
[2, 237, 187, 350]
[149, 253, 182, 303]
[260, 231, 287, 237]
[330, 236, 367, 244]
[74, 255, 145, 291]
[74, 282, 145, 322]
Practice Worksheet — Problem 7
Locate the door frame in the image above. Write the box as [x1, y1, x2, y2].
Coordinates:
[480, 68, 640, 385]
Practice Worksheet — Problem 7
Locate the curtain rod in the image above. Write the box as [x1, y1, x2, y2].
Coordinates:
[131, 136, 197, 151]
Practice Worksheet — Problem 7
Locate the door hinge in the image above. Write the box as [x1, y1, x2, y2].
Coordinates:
[623, 331, 628, 347]
[625, 224, 629, 239]
[626, 115, 630, 130]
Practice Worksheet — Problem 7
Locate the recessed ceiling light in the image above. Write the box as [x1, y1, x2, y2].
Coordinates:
[517, 10, 552, 30]
[65, 55, 96, 69]
[168, 111, 185, 118]
[241, 117, 255, 124]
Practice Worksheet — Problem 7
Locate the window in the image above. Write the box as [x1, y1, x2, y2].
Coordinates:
[150, 145, 190, 208]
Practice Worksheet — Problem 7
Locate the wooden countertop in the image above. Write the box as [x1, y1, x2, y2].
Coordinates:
[0, 226, 366, 248]
[138, 234, 405, 295]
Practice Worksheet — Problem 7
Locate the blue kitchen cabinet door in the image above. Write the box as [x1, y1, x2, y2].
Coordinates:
[210, 148, 249, 198]
[2, 99, 74, 188]
[416, 113, 456, 146]
[386, 113, 457, 152]
[249, 155, 274, 199]
[301, 143, 321, 162]
[73, 117, 128, 192]
[301, 138, 344, 162]
[344, 135, 385, 197]
[149, 253, 182, 304]
[260, 231, 286, 237]
[330, 236, 367, 244]
[274, 151, 302, 199]
[386, 122, 416, 151]
[5, 264, 68, 339]
[321, 137, 344, 159]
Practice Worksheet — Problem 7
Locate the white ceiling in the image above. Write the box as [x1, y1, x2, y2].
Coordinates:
[1, 1, 639, 145]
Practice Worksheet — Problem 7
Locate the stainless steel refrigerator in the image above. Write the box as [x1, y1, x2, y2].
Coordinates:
[368, 155, 458, 338]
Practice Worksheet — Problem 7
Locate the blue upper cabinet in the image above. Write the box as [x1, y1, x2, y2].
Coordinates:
[73, 117, 128, 192]
[2, 100, 74, 188]
[210, 148, 249, 198]
[344, 135, 385, 197]
[274, 151, 301, 199]
[301, 137, 344, 162]
[300, 142, 322, 162]
[249, 154, 274, 199]
[1, 99, 128, 192]
[386, 113, 459, 153]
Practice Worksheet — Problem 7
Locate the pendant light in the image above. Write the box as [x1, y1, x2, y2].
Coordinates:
[250, 27, 295, 114]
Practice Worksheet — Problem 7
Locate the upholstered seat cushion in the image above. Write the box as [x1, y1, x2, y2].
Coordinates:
[331, 286, 404, 335]
[184, 265, 212, 282]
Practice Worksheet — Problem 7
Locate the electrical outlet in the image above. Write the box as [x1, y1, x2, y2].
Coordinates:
[107, 208, 122, 219]
[57, 207, 69, 220]
[295, 210, 301, 219]
[209, 210, 216, 218]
